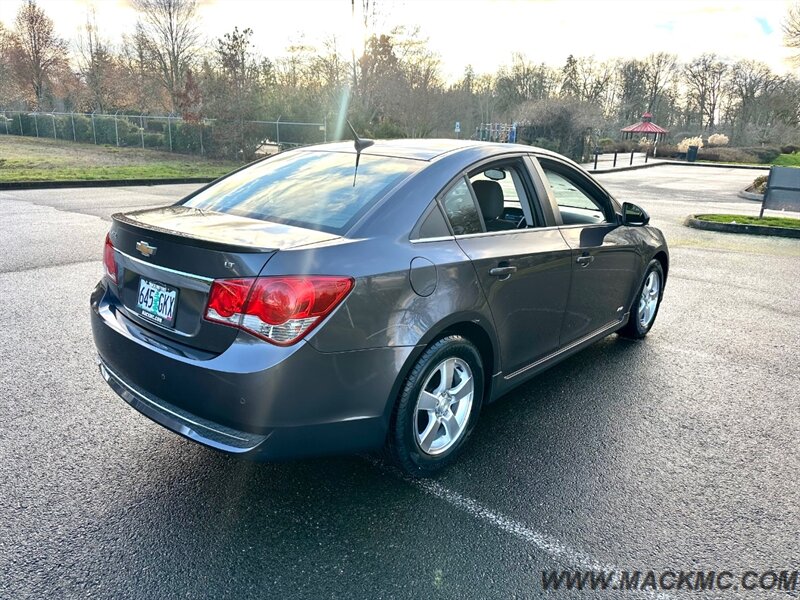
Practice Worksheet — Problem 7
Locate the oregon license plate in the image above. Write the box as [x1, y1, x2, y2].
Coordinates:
[136, 277, 178, 328]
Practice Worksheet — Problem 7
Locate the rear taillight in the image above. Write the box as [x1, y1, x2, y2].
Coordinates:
[205, 276, 354, 346]
[103, 233, 118, 283]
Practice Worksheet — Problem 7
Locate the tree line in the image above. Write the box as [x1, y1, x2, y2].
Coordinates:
[1, 0, 799, 160]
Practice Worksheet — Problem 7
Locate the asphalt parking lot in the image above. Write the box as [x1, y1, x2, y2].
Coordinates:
[1, 165, 798, 599]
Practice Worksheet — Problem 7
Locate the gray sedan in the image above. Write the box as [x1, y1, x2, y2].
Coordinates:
[90, 139, 668, 476]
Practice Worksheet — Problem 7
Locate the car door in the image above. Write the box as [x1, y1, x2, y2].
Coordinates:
[535, 157, 640, 345]
[439, 156, 572, 376]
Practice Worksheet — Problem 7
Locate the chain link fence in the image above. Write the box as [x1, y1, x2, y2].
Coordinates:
[0, 110, 328, 159]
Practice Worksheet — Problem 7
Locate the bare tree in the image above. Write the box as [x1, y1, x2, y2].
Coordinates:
[685, 54, 728, 130]
[0, 23, 16, 107]
[76, 10, 120, 112]
[724, 60, 775, 142]
[784, 3, 800, 63]
[643, 53, 677, 114]
[120, 23, 164, 112]
[132, 0, 201, 112]
[8, 0, 67, 110]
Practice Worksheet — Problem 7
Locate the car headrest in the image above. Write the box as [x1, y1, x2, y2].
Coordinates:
[472, 180, 504, 221]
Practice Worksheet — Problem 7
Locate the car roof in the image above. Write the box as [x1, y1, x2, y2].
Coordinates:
[300, 138, 562, 162]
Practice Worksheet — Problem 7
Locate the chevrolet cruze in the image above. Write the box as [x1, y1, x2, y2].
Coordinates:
[91, 139, 668, 476]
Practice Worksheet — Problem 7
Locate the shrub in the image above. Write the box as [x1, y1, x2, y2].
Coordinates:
[91, 116, 138, 145]
[739, 146, 781, 163]
[653, 143, 680, 158]
[173, 121, 215, 155]
[143, 132, 165, 148]
[597, 139, 637, 153]
[752, 175, 768, 194]
[677, 136, 704, 152]
[697, 149, 719, 161]
[705, 147, 759, 164]
[707, 133, 729, 147]
[780, 144, 800, 154]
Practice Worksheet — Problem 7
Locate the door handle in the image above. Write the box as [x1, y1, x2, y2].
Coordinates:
[576, 255, 595, 267]
[489, 265, 517, 279]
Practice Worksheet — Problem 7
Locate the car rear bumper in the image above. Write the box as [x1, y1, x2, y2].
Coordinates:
[90, 281, 413, 460]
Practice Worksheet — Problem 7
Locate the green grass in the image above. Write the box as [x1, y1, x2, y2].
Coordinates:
[692, 153, 799, 168]
[695, 214, 800, 229]
[0, 164, 234, 182]
[773, 153, 800, 167]
[0, 134, 240, 182]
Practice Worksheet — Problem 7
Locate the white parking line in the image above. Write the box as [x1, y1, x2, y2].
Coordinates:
[371, 460, 674, 599]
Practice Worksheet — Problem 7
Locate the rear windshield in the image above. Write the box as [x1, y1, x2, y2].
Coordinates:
[183, 150, 421, 234]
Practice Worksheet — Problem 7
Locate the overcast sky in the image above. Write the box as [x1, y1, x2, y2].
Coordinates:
[3, 0, 796, 80]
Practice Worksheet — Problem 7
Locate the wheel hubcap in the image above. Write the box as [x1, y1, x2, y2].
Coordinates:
[414, 357, 474, 456]
[637, 270, 661, 328]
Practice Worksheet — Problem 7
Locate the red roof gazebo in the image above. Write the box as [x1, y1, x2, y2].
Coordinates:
[621, 112, 668, 142]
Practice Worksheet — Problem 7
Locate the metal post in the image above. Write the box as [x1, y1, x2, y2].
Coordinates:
[630, 149, 634, 166]
[3, 112, 8, 135]
[645, 150, 649, 164]
[114, 111, 119, 146]
[167, 115, 173, 151]
[613, 151, 617, 168]
[323, 115, 327, 142]
[140, 115, 145, 148]
[593, 151, 598, 170]
[200, 120, 204, 155]
[33, 113, 39, 137]
[71, 112, 76, 141]
[276, 115, 281, 145]
[91, 111, 97, 144]
[51, 113, 57, 140]
[18, 113, 23, 135]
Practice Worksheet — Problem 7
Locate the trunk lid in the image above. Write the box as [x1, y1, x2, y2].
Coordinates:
[109, 206, 340, 354]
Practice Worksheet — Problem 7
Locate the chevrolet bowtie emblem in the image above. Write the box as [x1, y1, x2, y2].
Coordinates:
[136, 241, 157, 258]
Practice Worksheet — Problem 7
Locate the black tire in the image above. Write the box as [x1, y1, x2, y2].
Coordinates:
[618, 259, 665, 339]
[388, 335, 484, 477]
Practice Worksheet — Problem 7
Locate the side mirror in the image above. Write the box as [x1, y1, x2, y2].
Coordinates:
[622, 202, 650, 226]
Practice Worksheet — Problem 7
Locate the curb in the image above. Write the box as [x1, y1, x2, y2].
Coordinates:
[587, 161, 665, 175]
[657, 160, 769, 171]
[737, 189, 764, 202]
[684, 214, 800, 239]
[0, 177, 216, 191]
[588, 160, 771, 175]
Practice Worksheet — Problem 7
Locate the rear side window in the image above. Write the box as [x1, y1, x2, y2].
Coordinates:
[440, 178, 483, 235]
[184, 151, 421, 234]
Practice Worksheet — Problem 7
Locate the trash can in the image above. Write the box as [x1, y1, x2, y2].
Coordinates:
[687, 145, 699, 162]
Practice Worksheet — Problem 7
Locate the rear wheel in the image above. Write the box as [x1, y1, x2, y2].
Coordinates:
[389, 336, 484, 477]
[619, 259, 664, 339]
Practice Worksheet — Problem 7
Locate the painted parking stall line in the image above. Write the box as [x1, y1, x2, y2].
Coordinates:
[369, 460, 675, 599]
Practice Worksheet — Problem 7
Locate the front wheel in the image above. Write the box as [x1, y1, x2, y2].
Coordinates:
[619, 259, 664, 339]
[388, 336, 484, 477]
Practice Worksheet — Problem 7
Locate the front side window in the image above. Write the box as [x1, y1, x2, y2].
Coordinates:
[542, 168, 609, 225]
[184, 151, 421, 234]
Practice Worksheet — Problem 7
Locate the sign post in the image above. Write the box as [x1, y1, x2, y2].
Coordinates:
[454, 121, 461, 139]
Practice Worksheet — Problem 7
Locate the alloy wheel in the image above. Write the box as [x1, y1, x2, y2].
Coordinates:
[414, 357, 474, 456]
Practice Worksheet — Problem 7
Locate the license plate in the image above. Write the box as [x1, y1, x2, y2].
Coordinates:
[136, 277, 178, 328]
